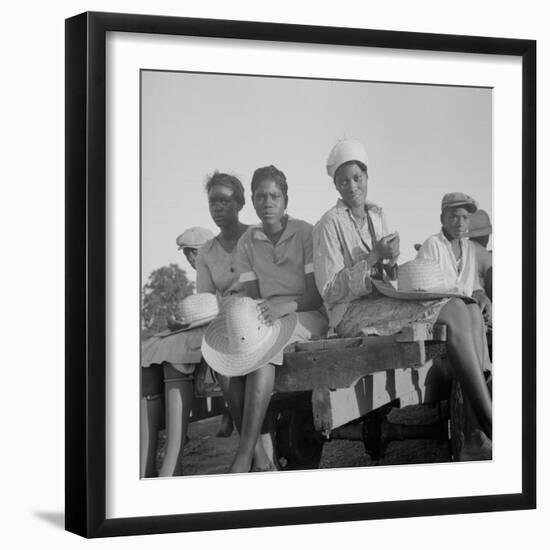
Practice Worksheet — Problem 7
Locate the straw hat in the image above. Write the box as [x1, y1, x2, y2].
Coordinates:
[158, 293, 219, 338]
[201, 297, 297, 377]
[372, 259, 476, 303]
[326, 139, 369, 179]
[467, 209, 492, 238]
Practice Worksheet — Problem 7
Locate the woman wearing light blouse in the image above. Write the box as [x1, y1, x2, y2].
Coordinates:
[313, 139, 492, 460]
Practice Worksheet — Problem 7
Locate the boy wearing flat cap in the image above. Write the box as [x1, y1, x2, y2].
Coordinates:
[416, 192, 492, 325]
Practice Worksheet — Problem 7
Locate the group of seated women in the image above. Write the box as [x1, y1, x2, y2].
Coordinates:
[141, 138, 493, 476]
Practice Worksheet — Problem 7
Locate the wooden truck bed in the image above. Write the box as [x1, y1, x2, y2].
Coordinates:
[193, 322, 450, 432]
[275, 323, 450, 432]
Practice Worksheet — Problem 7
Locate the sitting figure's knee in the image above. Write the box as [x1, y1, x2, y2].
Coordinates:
[466, 303, 485, 323]
[441, 298, 471, 332]
[445, 298, 469, 317]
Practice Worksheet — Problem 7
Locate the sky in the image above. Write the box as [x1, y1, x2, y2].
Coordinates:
[141, 70, 492, 284]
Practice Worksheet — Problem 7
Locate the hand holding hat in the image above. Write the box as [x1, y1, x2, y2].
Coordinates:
[201, 296, 297, 377]
[374, 232, 400, 261]
[256, 299, 295, 326]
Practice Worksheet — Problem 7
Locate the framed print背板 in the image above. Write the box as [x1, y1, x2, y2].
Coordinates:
[65, 11, 536, 538]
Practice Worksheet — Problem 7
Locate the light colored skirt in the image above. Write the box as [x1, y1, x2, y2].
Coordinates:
[336, 292, 450, 338]
[141, 326, 206, 374]
[272, 310, 329, 365]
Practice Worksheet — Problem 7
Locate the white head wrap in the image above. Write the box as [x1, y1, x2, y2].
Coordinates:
[326, 139, 369, 179]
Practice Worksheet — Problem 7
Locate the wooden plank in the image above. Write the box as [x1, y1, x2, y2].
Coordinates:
[313, 380, 449, 431]
[285, 336, 365, 353]
[276, 335, 426, 393]
[310, 359, 449, 431]
[426, 342, 448, 362]
[395, 323, 433, 343]
[395, 322, 448, 343]
[432, 324, 448, 341]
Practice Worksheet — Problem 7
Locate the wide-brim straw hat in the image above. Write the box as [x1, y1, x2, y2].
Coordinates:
[372, 279, 477, 303]
[157, 293, 219, 337]
[372, 259, 476, 303]
[201, 297, 297, 377]
[159, 312, 219, 337]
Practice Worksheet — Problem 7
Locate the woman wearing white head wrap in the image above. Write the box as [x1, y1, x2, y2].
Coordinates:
[313, 139, 492, 460]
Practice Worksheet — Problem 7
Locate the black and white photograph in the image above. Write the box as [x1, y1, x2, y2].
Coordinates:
[1, 0, 545, 544]
[58, 7, 537, 541]
[139, 70, 494, 478]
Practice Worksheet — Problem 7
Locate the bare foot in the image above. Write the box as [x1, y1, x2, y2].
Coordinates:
[250, 461, 277, 472]
[458, 429, 492, 462]
[228, 454, 252, 474]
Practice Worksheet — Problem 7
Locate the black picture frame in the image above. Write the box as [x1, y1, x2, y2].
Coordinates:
[65, 11, 536, 538]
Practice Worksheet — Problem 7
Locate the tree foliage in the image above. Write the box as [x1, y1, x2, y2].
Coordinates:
[141, 264, 194, 339]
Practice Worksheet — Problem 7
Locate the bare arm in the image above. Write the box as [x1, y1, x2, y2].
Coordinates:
[243, 280, 261, 300]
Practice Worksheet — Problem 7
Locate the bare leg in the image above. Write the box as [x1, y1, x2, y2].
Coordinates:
[437, 299, 492, 439]
[214, 374, 235, 437]
[229, 364, 275, 473]
[220, 373, 272, 470]
[140, 394, 163, 477]
[219, 374, 245, 432]
[158, 364, 194, 477]
[140, 366, 164, 478]
[456, 304, 492, 459]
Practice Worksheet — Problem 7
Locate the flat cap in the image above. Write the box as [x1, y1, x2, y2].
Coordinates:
[176, 227, 214, 249]
[441, 192, 478, 213]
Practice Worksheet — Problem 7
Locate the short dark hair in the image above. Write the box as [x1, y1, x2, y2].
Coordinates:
[205, 172, 245, 208]
[334, 160, 368, 182]
[250, 165, 289, 207]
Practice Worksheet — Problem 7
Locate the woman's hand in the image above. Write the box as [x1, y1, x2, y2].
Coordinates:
[374, 232, 400, 261]
[256, 300, 294, 326]
[388, 232, 400, 263]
